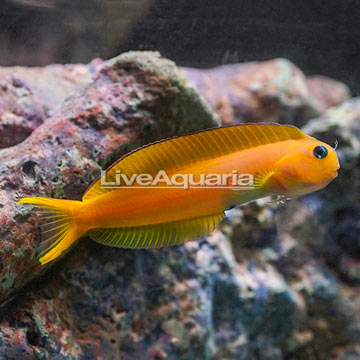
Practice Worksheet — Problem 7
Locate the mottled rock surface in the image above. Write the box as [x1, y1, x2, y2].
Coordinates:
[182, 58, 351, 126]
[223, 98, 360, 359]
[0, 62, 98, 148]
[0, 51, 218, 302]
[1, 58, 351, 149]
[0, 52, 358, 359]
[306, 75, 351, 115]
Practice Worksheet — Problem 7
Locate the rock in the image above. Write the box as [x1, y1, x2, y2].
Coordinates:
[182, 58, 351, 126]
[265, 98, 360, 357]
[0, 233, 303, 360]
[0, 53, 358, 359]
[0, 62, 97, 148]
[0, 51, 304, 360]
[300, 98, 360, 259]
[0, 51, 218, 303]
[1, 58, 350, 149]
[339, 254, 360, 282]
[210, 98, 360, 358]
[306, 75, 351, 115]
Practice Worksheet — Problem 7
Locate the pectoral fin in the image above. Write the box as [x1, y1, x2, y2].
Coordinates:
[254, 170, 276, 190]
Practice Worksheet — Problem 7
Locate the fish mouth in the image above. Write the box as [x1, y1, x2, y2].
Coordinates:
[331, 169, 339, 179]
[330, 163, 340, 179]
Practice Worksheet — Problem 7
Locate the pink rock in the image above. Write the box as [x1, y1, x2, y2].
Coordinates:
[0, 51, 217, 302]
[306, 75, 351, 114]
[182, 58, 351, 126]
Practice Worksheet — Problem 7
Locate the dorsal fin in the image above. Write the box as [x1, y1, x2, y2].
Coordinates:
[83, 123, 306, 201]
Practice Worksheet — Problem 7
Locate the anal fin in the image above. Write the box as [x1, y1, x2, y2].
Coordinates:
[88, 213, 224, 249]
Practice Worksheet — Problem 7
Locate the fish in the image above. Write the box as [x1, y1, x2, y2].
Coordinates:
[17, 123, 340, 265]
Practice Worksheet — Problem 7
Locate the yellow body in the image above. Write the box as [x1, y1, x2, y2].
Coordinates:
[18, 124, 339, 265]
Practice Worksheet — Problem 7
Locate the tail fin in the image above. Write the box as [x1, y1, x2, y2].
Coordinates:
[17, 197, 83, 265]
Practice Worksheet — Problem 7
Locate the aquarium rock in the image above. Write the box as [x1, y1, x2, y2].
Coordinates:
[0, 53, 358, 359]
[0, 57, 350, 148]
[182, 58, 351, 126]
[0, 62, 97, 149]
[0, 51, 218, 303]
[224, 98, 360, 358]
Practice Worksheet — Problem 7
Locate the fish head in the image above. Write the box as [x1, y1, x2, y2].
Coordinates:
[271, 137, 340, 197]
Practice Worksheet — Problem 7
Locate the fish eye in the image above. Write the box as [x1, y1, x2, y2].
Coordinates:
[313, 145, 328, 159]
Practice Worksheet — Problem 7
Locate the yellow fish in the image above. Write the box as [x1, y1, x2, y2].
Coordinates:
[18, 123, 339, 265]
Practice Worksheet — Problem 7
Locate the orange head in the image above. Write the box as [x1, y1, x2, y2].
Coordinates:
[269, 137, 340, 197]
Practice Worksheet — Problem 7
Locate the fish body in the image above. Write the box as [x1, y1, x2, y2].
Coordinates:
[18, 123, 339, 265]
[80, 141, 303, 228]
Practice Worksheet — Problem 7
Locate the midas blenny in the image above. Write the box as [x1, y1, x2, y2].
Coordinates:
[18, 123, 340, 265]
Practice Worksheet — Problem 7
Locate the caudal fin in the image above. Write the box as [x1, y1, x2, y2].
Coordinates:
[17, 197, 83, 265]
